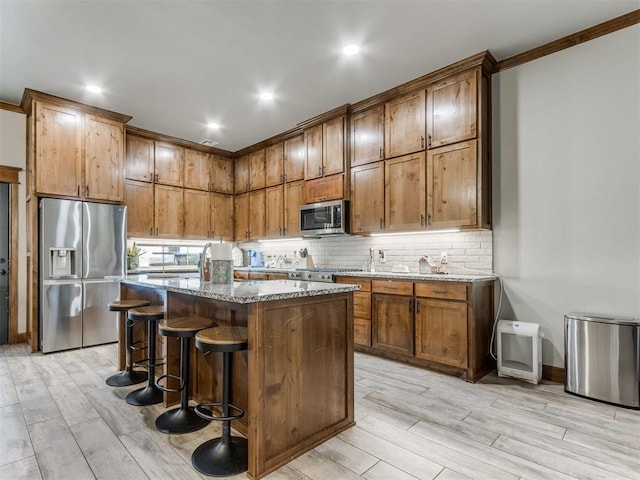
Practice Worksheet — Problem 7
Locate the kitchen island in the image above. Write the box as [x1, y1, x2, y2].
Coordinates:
[119, 275, 359, 479]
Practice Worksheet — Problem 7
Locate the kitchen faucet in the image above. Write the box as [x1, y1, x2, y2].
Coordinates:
[199, 242, 212, 281]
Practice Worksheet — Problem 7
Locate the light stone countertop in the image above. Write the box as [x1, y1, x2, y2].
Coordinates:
[122, 275, 360, 304]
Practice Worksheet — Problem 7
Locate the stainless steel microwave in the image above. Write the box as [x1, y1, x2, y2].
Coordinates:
[300, 199, 349, 236]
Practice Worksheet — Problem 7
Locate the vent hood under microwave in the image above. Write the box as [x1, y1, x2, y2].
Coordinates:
[300, 200, 349, 236]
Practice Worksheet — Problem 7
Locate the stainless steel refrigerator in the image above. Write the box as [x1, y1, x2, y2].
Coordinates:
[39, 198, 126, 353]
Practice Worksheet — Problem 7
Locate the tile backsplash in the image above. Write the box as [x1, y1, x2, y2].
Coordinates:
[240, 230, 493, 274]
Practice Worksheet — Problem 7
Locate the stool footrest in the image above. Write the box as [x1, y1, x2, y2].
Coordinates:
[195, 402, 244, 422]
[129, 339, 148, 352]
[155, 373, 183, 393]
[132, 357, 165, 370]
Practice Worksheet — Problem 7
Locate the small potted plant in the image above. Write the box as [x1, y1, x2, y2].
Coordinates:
[126, 242, 145, 270]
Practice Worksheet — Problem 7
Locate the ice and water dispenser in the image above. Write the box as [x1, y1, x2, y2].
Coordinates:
[49, 247, 77, 278]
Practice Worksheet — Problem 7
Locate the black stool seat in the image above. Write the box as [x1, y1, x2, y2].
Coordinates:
[192, 326, 248, 477]
[125, 305, 165, 407]
[105, 299, 150, 387]
[155, 316, 214, 434]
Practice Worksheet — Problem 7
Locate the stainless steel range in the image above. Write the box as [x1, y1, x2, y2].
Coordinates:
[288, 268, 359, 283]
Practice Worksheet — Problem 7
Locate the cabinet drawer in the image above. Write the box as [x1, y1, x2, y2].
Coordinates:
[234, 271, 249, 280]
[414, 282, 467, 301]
[354, 291, 371, 319]
[354, 318, 371, 347]
[372, 279, 413, 296]
[336, 277, 371, 292]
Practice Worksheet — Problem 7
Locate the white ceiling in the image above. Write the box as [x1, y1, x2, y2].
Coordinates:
[1, 0, 638, 152]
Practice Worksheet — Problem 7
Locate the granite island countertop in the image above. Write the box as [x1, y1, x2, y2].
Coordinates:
[122, 275, 360, 303]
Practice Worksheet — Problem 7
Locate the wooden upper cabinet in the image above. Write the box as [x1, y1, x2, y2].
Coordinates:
[125, 135, 154, 182]
[249, 149, 266, 190]
[351, 161, 384, 234]
[249, 189, 266, 240]
[154, 184, 183, 238]
[234, 192, 250, 241]
[84, 115, 124, 202]
[385, 152, 426, 232]
[184, 148, 210, 191]
[352, 105, 384, 167]
[154, 142, 184, 186]
[283, 134, 305, 182]
[304, 174, 344, 204]
[284, 180, 304, 237]
[124, 179, 154, 237]
[385, 90, 426, 159]
[322, 116, 345, 176]
[234, 155, 250, 194]
[426, 69, 477, 149]
[265, 143, 284, 187]
[33, 101, 83, 197]
[265, 185, 284, 238]
[427, 140, 478, 229]
[304, 124, 323, 180]
[211, 155, 233, 193]
[210, 192, 234, 241]
[183, 188, 210, 239]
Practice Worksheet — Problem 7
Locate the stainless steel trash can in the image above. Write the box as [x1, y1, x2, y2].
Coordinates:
[565, 312, 640, 409]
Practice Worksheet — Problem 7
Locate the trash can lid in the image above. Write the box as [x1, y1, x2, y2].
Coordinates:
[565, 312, 640, 326]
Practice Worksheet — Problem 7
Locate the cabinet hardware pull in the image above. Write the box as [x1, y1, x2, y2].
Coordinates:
[427, 134, 432, 148]
[427, 213, 431, 225]
[86, 186, 89, 197]
[420, 136, 425, 149]
[384, 286, 397, 290]
[420, 214, 425, 226]
[318, 166, 322, 176]
[77, 185, 80, 196]
[433, 290, 448, 294]
[408, 298, 413, 313]
[379, 218, 383, 229]
[150, 227, 153, 235]
[416, 301, 420, 313]
[379, 147, 383, 159]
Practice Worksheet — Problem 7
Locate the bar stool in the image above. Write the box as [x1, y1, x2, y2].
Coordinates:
[125, 305, 165, 406]
[192, 326, 248, 477]
[155, 316, 215, 434]
[106, 299, 150, 387]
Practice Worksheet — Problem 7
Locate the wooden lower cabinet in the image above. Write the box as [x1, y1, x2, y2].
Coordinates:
[343, 276, 494, 382]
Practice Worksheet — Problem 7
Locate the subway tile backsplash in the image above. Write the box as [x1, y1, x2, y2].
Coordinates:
[240, 230, 493, 274]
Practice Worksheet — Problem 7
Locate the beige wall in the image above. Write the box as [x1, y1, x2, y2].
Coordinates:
[0, 109, 27, 334]
[492, 25, 640, 367]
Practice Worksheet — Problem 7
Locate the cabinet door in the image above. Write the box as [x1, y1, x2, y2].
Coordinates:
[125, 135, 154, 182]
[183, 188, 210, 239]
[154, 184, 183, 238]
[323, 116, 345, 176]
[385, 90, 425, 158]
[427, 140, 477, 229]
[249, 189, 266, 240]
[265, 143, 284, 187]
[184, 149, 210, 191]
[351, 162, 384, 234]
[385, 152, 426, 231]
[234, 155, 250, 193]
[210, 193, 234, 241]
[234, 192, 250, 241]
[249, 149, 266, 190]
[124, 179, 154, 237]
[34, 101, 82, 197]
[303, 174, 344, 204]
[426, 69, 477, 149]
[284, 180, 304, 237]
[85, 115, 124, 202]
[154, 142, 184, 186]
[304, 124, 323, 180]
[372, 294, 414, 356]
[284, 134, 305, 182]
[415, 298, 468, 368]
[211, 155, 234, 193]
[265, 185, 284, 238]
[352, 106, 384, 167]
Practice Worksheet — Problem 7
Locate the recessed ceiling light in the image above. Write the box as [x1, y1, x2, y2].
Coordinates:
[206, 122, 221, 129]
[86, 85, 102, 94]
[342, 44, 360, 56]
[258, 92, 274, 101]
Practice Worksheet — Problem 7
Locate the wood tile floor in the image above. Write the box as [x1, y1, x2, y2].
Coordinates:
[1, 342, 638, 480]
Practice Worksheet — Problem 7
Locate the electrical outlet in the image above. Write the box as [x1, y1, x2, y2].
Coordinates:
[440, 251, 448, 264]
